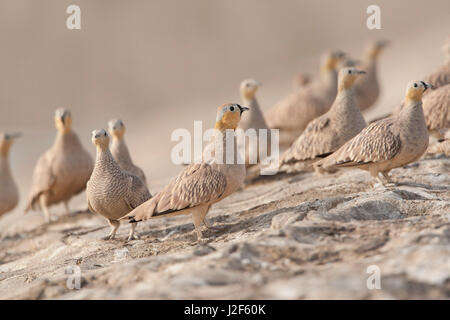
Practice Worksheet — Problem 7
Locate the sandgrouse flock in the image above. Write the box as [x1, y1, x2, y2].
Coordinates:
[0, 37, 448, 242]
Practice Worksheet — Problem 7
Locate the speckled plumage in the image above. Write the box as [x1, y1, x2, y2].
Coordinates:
[422, 84, 450, 139]
[87, 129, 151, 240]
[0, 133, 20, 218]
[280, 68, 367, 170]
[315, 81, 430, 184]
[122, 103, 248, 241]
[25, 109, 93, 222]
[108, 119, 147, 185]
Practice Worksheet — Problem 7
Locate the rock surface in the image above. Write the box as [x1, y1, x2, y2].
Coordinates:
[0, 156, 449, 299]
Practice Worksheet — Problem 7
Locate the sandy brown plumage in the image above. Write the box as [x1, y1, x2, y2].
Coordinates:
[25, 109, 93, 222]
[427, 129, 450, 156]
[422, 84, 450, 139]
[353, 40, 388, 112]
[86, 129, 151, 240]
[280, 68, 367, 171]
[0, 133, 21, 218]
[108, 119, 147, 185]
[237, 79, 272, 167]
[122, 103, 248, 241]
[265, 51, 345, 148]
[292, 73, 311, 90]
[315, 81, 431, 185]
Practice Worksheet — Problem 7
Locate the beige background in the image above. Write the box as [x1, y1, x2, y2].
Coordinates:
[0, 0, 449, 227]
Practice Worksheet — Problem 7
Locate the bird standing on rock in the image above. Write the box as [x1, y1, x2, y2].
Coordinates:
[121, 103, 249, 242]
[86, 129, 151, 240]
[0, 132, 21, 218]
[25, 109, 93, 222]
[315, 81, 432, 186]
[108, 119, 147, 186]
[265, 50, 346, 148]
[280, 67, 367, 172]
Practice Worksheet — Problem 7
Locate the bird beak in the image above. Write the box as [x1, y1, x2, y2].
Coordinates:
[238, 105, 250, 115]
[421, 81, 434, 91]
[357, 70, 366, 74]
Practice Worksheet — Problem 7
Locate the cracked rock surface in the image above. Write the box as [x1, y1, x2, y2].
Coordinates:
[0, 156, 449, 299]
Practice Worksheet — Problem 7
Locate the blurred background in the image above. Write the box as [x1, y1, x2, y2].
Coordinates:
[0, 0, 449, 228]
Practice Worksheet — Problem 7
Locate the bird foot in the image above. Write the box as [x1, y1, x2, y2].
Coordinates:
[102, 234, 115, 240]
[197, 237, 212, 245]
[126, 234, 140, 241]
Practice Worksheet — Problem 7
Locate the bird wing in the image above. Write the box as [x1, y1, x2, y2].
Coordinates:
[125, 174, 152, 210]
[71, 149, 94, 196]
[266, 88, 321, 130]
[25, 151, 56, 212]
[321, 118, 401, 167]
[423, 84, 450, 131]
[280, 114, 335, 164]
[122, 162, 227, 221]
[425, 64, 450, 89]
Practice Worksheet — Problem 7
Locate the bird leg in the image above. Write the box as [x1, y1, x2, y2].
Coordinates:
[376, 171, 395, 187]
[203, 217, 213, 229]
[192, 211, 205, 242]
[381, 171, 395, 185]
[127, 222, 140, 241]
[103, 219, 120, 240]
[39, 194, 52, 223]
[63, 200, 70, 215]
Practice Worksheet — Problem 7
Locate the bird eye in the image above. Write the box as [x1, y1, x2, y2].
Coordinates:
[413, 83, 418, 87]
[348, 69, 351, 74]
[104, 132, 107, 136]
[230, 106, 235, 112]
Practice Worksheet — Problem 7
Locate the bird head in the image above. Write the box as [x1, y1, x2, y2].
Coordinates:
[240, 79, 261, 100]
[108, 119, 125, 140]
[322, 50, 346, 72]
[54, 108, 72, 133]
[91, 129, 110, 150]
[0, 132, 21, 157]
[405, 81, 433, 103]
[338, 67, 366, 91]
[366, 39, 389, 60]
[215, 103, 249, 131]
